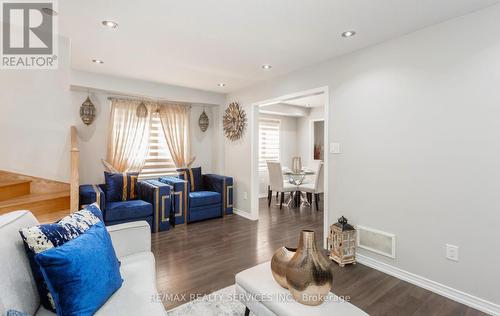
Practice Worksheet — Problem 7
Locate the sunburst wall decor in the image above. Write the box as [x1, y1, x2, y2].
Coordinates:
[223, 102, 247, 141]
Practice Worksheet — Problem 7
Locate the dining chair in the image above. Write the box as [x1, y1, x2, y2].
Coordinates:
[298, 162, 324, 211]
[267, 161, 298, 209]
[309, 160, 321, 173]
[304, 159, 321, 184]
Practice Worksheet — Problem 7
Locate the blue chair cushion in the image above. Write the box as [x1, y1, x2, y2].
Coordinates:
[189, 191, 221, 207]
[177, 167, 202, 192]
[189, 204, 222, 222]
[105, 200, 153, 222]
[35, 222, 123, 316]
[104, 171, 139, 202]
[18, 206, 103, 312]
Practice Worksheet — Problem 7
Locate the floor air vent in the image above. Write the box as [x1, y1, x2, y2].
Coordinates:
[356, 225, 396, 258]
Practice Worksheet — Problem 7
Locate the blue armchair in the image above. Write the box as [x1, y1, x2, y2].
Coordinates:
[159, 167, 233, 223]
[79, 179, 172, 233]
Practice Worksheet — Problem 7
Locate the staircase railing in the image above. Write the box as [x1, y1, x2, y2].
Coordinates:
[70, 126, 79, 212]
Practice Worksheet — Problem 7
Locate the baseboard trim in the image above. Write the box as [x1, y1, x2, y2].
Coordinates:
[357, 254, 500, 316]
[258, 193, 268, 199]
[233, 208, 258, 221]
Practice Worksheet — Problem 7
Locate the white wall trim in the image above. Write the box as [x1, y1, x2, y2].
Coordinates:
[357, 254, 500, 316]
[233, 208, 259, 221]
[322, 87, 329, 249]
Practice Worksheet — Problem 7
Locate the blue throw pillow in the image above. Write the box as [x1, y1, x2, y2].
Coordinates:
[35, 222, 123, 316]
[19, 205, 103, 312]
[104, 171, 139, 202]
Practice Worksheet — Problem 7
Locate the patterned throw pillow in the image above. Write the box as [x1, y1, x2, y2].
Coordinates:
[18, 204, 103, 312]
[6, 311, 28, 316]
[177, 167, 202, 192]
[104, 171, 139, 202]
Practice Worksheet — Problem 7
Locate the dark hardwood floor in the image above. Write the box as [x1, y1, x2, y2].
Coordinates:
[152, 197, 486, 316]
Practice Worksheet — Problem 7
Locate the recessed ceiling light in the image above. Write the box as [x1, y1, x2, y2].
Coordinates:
[92, 59, 104, 64]
[41, 8, 57, 16]
[261, 64, 273, 70]
[102, 20, 119, 29]
[342, 31, 356, 38]
[217, 83, 226, 87]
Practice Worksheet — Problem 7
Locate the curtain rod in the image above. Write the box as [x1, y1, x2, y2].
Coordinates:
[70, 84, 220, 107]
[107, 96, 195, 108]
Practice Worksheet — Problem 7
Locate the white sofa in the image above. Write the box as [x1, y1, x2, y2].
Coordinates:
[0, 210, 166, 316]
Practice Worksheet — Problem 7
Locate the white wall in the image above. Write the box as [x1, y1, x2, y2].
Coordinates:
[0, 37, 74, 182]
[258, 113, 298, 195]
[191, 106, 221, 175]
[225, 4, 500, 310]
[71, 71, 225, 184]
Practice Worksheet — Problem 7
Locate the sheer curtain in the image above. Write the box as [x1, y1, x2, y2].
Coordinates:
[158, 103, 195, 168]
[106, 99, 153, 172]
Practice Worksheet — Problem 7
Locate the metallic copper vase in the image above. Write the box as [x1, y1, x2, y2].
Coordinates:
[271, 247, 297, 288]
[285, 230, 333, 306]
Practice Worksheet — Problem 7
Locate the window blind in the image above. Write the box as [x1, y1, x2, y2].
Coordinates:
[258, 118, 280, 171]
[140, 114, 177, 179]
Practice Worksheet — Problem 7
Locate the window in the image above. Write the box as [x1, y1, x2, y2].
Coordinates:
[258, 118, 280, 171]
[140, 114, 177, 179]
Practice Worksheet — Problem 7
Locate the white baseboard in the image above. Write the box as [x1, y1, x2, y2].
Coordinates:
[258, 193, 268, 199]
[233, 208, 258, 221]
[357, 254, 500, 316]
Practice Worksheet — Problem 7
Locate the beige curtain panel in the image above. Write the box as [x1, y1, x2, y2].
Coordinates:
[106, 99, 153, 172]
[158, 103, 195, 168]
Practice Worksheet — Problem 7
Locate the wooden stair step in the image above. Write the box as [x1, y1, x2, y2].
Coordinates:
[0, 191, 70, 216]
[0, 180, 31, 202]
[37, 209, 71, 224]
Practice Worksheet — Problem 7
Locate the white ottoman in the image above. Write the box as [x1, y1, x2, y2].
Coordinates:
[235, 262, 368, 316]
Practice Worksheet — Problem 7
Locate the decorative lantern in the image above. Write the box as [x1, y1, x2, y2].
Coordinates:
[80, 96, 96, 125]
[327, 216, 356, 267]
[291, 157, 302, 173]
[136, 102, 148, 118]
[199, 109, 209, 132]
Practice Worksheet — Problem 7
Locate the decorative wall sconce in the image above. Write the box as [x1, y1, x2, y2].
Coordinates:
[199, 109, 209, 132]
[80, 95, 96, 125]
[136, 101, 148, 118]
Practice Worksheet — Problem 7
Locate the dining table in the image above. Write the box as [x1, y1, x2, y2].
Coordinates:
[281, 167, 315, 207]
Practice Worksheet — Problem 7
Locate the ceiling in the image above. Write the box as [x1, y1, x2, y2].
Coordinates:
[58, 0, 500, 93]
[282, 94, 325, 108]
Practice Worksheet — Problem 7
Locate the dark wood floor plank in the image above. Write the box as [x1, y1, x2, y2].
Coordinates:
[151, 198, 486, 316]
